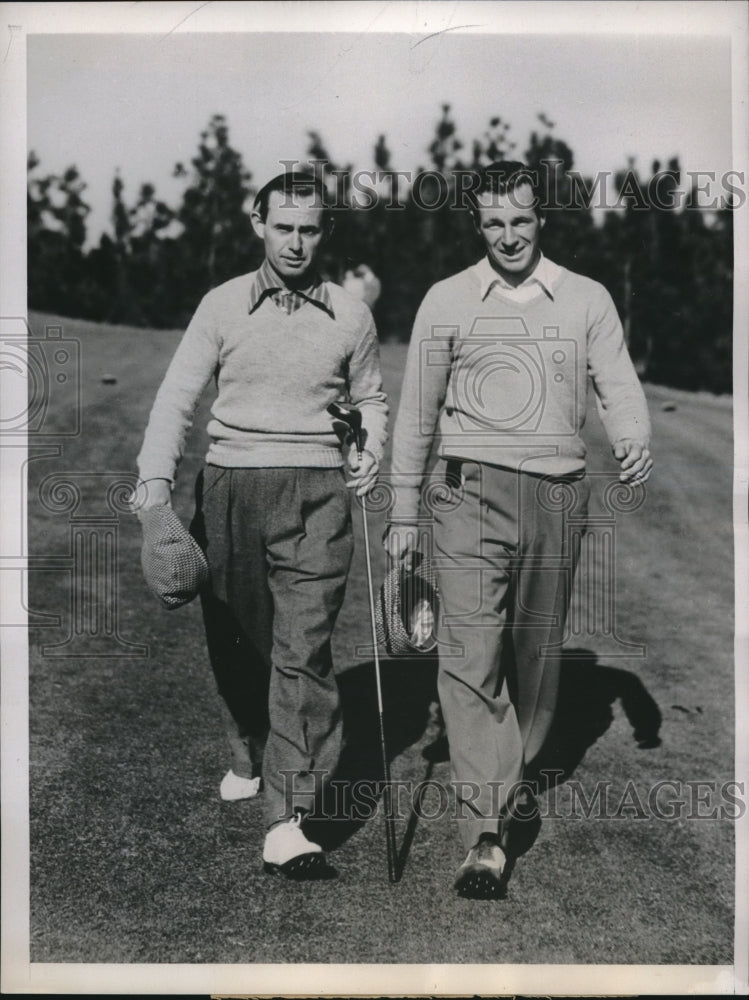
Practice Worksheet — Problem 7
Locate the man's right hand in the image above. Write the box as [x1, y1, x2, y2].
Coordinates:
[384, 524, 420, 570]
[130, 478, 172, 517]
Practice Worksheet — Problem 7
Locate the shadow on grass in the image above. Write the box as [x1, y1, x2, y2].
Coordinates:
[308, 648, 662, 881]
[414, 648, 664, 789]
[527, 648, 663, 789]
[305, 655, 438, 856]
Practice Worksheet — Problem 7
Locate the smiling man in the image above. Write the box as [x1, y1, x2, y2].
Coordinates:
[386, 160, 652, 899]
[135, 170, 388, 880]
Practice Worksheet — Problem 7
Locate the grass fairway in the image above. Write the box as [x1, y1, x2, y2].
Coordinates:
[24, 311, 735, 968]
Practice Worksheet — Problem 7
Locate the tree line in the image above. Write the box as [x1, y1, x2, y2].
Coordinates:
[27, 108, 733, 393]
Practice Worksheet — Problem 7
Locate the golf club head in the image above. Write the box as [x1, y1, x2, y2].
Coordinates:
[327, 401, 364, 454]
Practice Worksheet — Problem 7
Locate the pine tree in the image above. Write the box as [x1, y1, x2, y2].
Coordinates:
[173, 114, 256, 303]
[27, 153, 90, 316]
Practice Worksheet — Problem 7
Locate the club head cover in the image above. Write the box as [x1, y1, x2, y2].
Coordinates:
[139, 504, 209, 610]
[375, 551, 439, 657]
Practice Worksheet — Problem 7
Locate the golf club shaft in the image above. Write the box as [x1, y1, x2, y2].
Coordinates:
[360, 486, 399, 884]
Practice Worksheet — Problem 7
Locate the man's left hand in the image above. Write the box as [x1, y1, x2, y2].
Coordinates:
[346, 447, 379, 496]
[613, 439, 653, 484]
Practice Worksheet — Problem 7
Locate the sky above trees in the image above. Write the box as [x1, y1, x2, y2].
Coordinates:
[26, 26, 733, 249]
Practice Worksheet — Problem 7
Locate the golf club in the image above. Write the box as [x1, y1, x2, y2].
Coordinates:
[327, 401, 398, 883]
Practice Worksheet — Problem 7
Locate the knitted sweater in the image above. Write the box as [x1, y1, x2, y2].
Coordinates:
[390, 261, 651, 521]
[137, 271, 388, 484]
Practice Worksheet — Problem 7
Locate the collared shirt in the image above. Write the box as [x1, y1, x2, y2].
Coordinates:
[474, 253, 562, 304]
[247, 259, 335, 317]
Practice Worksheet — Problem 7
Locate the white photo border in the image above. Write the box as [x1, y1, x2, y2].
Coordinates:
[2, 1, 747, 995]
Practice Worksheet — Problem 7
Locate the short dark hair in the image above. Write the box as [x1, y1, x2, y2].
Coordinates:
[253, 170, 331, 225]
[466, 160, 543, 219]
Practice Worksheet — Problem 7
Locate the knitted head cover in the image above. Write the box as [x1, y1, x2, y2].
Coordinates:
[374, 551, 439, 656]
[140, 504, 209, 610]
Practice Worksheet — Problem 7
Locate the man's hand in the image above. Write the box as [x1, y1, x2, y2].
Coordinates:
[613, 439, 653, 484]
[384, 524, 420, 571]
[346, 448, 379, 496]
[129, 478, 172, 518]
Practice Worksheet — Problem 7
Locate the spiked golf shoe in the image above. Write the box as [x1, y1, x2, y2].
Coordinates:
[454, 833, 507, 899]
[262, 814, 333, 880]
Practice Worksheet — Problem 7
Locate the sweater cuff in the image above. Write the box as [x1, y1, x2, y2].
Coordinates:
[388, 488, 422, 524]
[605, 416, 651, 451]
[136, 461, 176, 487]
[361, 420, 387, 465]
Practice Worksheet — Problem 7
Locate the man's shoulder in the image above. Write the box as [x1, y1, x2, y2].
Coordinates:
[420, 264, 480, 306]
[553, 263, 611, 302]
[325, 280, 375, 330]
[201, 271, 256, 305]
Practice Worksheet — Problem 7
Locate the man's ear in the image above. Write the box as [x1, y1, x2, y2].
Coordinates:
[539, 213, 546, 230]
[323, 215, 335, 242]
[250, 209, 265, 240]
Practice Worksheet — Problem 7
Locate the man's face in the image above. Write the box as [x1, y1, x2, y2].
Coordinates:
[474, 182, 544, 286]
[251, 189, 327, 285]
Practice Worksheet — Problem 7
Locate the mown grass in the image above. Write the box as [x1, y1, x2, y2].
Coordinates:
[25, 311, 735, 969]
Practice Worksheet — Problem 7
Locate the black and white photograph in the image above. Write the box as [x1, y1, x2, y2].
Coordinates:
[1, 1, 747, 995]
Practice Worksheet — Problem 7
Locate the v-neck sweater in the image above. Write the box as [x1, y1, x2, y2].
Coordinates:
[137, 271, 388, 484]
[390, 261, 651, 521]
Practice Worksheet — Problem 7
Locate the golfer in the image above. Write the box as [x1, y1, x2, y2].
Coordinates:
[136, 170, 388, 880]
[385, 161, 652, 899]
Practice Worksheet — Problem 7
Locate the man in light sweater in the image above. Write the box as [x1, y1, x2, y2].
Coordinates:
[136, 170, 388, 880]
[385, 161, 652, 899]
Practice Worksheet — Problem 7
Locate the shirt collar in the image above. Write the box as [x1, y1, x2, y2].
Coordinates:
[475, 253, 560, 300]
[248, 259, 334, 316]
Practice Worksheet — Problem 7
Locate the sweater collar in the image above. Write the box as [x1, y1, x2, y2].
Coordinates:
[248, 259, 334, 316]
[475, 253, 560, 301]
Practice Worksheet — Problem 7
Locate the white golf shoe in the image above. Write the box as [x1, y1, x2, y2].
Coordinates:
[220, 770, 262, 801]
[262, 814, 334, 880]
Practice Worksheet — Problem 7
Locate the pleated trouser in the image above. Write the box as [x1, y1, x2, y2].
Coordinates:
[432, 460, 589, 851]
[191, 464, 353, 829]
